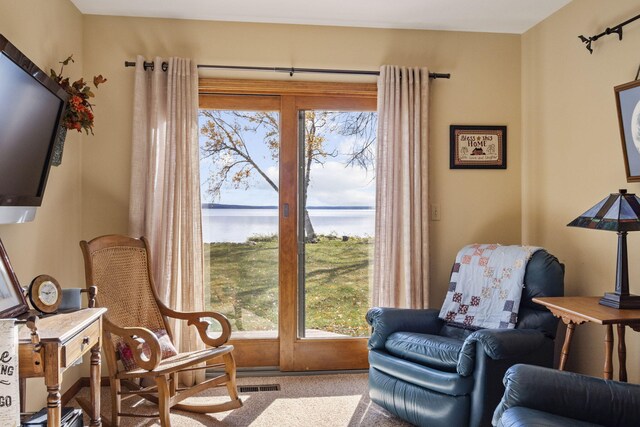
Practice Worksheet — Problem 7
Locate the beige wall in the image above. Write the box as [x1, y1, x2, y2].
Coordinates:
[4, 0, 639, 408]
[0, 0, 84, 411]
[523, 0, 640, 381]
[2, 1, 524, 406]
[81, 15, 523, 307]
[11, 0, 635, 408]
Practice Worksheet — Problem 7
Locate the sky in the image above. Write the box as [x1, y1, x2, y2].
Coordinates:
[198, 110, 376, 207]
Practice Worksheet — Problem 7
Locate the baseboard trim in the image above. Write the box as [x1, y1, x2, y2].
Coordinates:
[235, 368, 368, 377]
[61, 369, 366, 405]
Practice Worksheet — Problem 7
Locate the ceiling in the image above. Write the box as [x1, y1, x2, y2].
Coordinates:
[70, 0, 572, 34]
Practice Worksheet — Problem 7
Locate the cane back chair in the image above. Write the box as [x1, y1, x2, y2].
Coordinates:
[80, 234, 242, 426]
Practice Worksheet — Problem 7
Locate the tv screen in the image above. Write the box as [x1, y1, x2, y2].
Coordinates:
[0, 34, 67, 222]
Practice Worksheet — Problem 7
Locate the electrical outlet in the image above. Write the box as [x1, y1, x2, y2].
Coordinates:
[431, 204, 441, 221]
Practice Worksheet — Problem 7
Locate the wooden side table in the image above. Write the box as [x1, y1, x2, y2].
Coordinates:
[18, 308, 106, 427]
[533, 296, 640, 381]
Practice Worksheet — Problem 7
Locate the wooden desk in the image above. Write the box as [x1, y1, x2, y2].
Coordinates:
[19, 308, 106, 427]
[533, 296, 640, 381]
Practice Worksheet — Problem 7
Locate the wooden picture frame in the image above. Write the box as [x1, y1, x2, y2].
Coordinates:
[0, 239, 28, 318]
[615, 79, 640, 182]
[450, 125, 507, 169]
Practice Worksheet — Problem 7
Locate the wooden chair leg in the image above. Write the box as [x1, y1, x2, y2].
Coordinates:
[109, 378, 121, 427]
[223, 353, 241, 404]
[156, 375, 172, 427]
[170, 372, 177, 397]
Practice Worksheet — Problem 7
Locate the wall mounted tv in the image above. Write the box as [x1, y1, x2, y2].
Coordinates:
[0, 34, 68, 224]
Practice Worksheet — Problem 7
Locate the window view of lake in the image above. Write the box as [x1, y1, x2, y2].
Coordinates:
[202, 206, 374, 243]
[199, 106, 377, 338]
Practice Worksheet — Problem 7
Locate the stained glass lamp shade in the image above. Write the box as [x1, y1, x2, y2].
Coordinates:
[568, 189, 640, 309]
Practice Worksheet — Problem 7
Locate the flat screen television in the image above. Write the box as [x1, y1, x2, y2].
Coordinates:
[0, 34, 68, 223]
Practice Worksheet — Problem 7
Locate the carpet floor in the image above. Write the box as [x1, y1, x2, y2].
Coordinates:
[72, 373, 411, 426]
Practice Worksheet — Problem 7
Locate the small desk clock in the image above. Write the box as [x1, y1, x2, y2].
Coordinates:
[28, 274, 62, 314]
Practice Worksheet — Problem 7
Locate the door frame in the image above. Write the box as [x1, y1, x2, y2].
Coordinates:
[199, 79, 377, 371]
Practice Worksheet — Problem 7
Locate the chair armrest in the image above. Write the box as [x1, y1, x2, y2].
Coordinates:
[103, 317, 161, 371]
[366, 307, 443, 350]
[458, 329, 547, 376]
[492, 364, 640, 427]
[158, 303, 232, 347]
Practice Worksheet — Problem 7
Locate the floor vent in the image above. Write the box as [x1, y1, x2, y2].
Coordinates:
[238, 384, 281, 393]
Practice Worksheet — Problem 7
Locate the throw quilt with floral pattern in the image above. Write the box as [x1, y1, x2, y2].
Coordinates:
[438, 244, 541, 330]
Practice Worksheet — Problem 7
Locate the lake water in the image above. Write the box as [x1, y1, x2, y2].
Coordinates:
[202, 208, 375, 243]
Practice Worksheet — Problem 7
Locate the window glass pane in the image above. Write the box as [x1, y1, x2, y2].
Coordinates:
[199, 109, 279, 338]
[299, 110, 377, 338]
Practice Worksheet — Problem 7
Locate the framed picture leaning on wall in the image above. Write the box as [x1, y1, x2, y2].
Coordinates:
[615, 79, 640, 182]
[0, 239, 28, 318]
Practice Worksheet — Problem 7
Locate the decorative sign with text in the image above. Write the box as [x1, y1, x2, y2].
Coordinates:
[0, 320, 18, 427]
[450, 125, 507, 169]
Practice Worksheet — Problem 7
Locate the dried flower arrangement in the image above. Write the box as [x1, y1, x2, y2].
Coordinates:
[50, 55, 106, 134]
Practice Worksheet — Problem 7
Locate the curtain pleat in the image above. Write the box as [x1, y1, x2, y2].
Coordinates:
[129, 56, 205, 385]
[373, 65, 430, 309]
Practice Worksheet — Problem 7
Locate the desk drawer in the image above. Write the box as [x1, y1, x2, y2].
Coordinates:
[62, 318, 100, 368]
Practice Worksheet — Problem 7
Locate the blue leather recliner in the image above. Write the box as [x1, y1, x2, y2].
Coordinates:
[366, 249, 564, 427]
[493, 364, 640, 427]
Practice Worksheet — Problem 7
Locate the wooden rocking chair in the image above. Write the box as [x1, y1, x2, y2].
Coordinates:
[80, 234, 242, 426]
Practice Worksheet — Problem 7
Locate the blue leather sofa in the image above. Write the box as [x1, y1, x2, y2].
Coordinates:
[366, 249, 564, 427]
[493, 364, 640, 427]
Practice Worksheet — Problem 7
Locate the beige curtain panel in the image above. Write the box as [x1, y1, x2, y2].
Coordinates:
[129, 56, 205, 385]
[373, 65, 430, 309]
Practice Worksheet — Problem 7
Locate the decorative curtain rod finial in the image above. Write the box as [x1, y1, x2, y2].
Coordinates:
[578, 35, 593, 54]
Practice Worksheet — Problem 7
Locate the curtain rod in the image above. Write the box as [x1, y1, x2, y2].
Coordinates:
[123, 61, 451, 79]
[578, 12, 640, 54]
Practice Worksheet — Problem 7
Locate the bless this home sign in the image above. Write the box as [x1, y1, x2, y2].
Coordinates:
[450, 125, 507, 169]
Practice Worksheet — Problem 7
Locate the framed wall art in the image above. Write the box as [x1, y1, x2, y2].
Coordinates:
[0, 239, 28, 319]
[450, 125, 507, 169]
[615, 79, 640, 182]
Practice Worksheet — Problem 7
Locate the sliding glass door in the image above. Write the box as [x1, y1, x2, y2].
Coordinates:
[199, 95, 281, 367]
[282, 97, 376, 370]
[199, 84, 376, 370]
[298, 109, 377, 339]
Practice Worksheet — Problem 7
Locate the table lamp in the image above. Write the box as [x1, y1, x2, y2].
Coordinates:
[567, 189, 640, 309]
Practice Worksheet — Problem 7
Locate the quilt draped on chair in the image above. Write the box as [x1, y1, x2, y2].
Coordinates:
[439, 244, 542, 329]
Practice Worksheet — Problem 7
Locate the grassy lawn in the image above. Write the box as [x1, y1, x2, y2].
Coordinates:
[204, 235, 372, 337]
